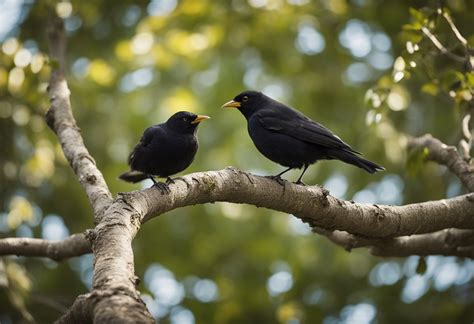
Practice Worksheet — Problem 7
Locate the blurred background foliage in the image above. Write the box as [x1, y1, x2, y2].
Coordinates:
[0, 0, 473, 323]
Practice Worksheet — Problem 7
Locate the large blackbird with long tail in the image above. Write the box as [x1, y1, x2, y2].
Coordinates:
[222, 91, 384, 184]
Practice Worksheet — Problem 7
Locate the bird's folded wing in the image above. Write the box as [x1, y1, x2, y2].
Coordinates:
[128, 126, 158, 164]
[256, 110, 359, 153]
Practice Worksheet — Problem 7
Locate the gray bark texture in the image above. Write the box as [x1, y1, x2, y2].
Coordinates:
[0, 11, 472, 324]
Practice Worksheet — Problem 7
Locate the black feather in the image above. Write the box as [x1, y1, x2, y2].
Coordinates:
[119, 111, 207, 185]
[224, 90, 384, 183]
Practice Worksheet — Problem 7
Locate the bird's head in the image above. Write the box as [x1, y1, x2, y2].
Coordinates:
[221, 90, 266, 119]
[166, 111, 210, 133]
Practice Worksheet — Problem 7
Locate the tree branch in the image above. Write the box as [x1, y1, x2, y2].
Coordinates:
[55, 294, 92, 324]
[46, 13, 154, 323]
[108, 168, 474, 239]
[460, 113, 472, 161]
[441, 10, 468, 47]
[46, 15, 112, 222]
[440, 9, 473, 72]
[408, 134, 474, 192]
[313, 227, 474, 258]
[56, 290, 151, 324]
[421, 26, 466, 63]
[0, 233, 91, 261]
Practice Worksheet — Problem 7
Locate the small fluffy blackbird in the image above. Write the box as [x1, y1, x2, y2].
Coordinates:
[222, 91, 384, 184]
[119, 111, 210, 193]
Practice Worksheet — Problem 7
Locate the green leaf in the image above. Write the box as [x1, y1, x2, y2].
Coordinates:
[402, 22, 422, 31]
[441, 71, 465, 92]
[406, 147, 429, 176]
[421, 82, 439, 96]
[468, 35, 474, 47]
[48, 58, 60, 69]
[401, 30, 423, 43]
[409, 7, 425, 23]
[466, 72, 474, 87]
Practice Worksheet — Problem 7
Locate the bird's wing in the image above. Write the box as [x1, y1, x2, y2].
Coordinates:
[256, 108, 360, 153]
[128, 126, 159, 165]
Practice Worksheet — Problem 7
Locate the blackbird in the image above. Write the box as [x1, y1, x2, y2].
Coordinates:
[222, 91, 384, 185]
[119, 111, 210, 193]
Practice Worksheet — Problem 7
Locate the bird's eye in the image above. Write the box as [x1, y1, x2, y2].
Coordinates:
[242, 96, 249, 102]
[182, 117, 188, 122]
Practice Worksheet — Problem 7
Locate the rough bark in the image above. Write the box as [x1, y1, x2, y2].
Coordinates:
[46, 16, 112, 222]
[408, 134, 474, 192]
[45, 15, 154, 323]
[55, 294, 93, 324]
[120, 168, 474, 238]
[2, 168, 473, 261]
[0, 233, 91, 261]
[313, 227, 474, 258]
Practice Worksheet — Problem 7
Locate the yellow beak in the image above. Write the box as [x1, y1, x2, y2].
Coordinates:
[221, 100, 241, 108]
[191, 115, 211, 124]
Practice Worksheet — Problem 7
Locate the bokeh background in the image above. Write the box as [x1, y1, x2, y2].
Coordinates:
[1, 0, 473, 323]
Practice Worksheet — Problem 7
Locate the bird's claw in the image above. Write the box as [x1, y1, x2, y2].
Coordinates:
[294, 180, 306, 186]
[166, 177, 176, 185]
[266, 175, 286, 186]
[152, 182, 171, 195]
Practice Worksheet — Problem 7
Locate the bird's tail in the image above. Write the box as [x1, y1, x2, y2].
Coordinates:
[118, 170, 150, 183]
[330, 149, 384, 174]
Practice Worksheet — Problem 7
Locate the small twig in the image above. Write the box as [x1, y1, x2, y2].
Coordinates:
[440, 10, 473, 71]
[460, 113, 472, 161]
[421, 26, 465, 63]
[441, 10, 468, 46]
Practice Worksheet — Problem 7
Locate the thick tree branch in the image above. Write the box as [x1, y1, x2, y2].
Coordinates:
[56, 290, 151, 324]
[55, 294, 92, 324]
[313, 227, 474, 258]
[87, 200, 153, 323]
[46, 14, 153, 323]
[408, 134, 474, 192]
[109, 168, 474, 239]
[46, 16, 112, 222]
[0, 233, 91, 261]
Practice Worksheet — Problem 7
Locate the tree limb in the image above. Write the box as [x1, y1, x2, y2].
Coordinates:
[46, 15, 112, 222]
[55, 294, 92, 324]
[56, 290, 151, 324]
[108, 167, 474, 239]
[0, 233, 91, 261]
[408, 134, 474, 192]
[313, 227, 474, 258]
[421, 26, 466, 63]
[46, 14, 154, 323]
[441, 10, 468, 47]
